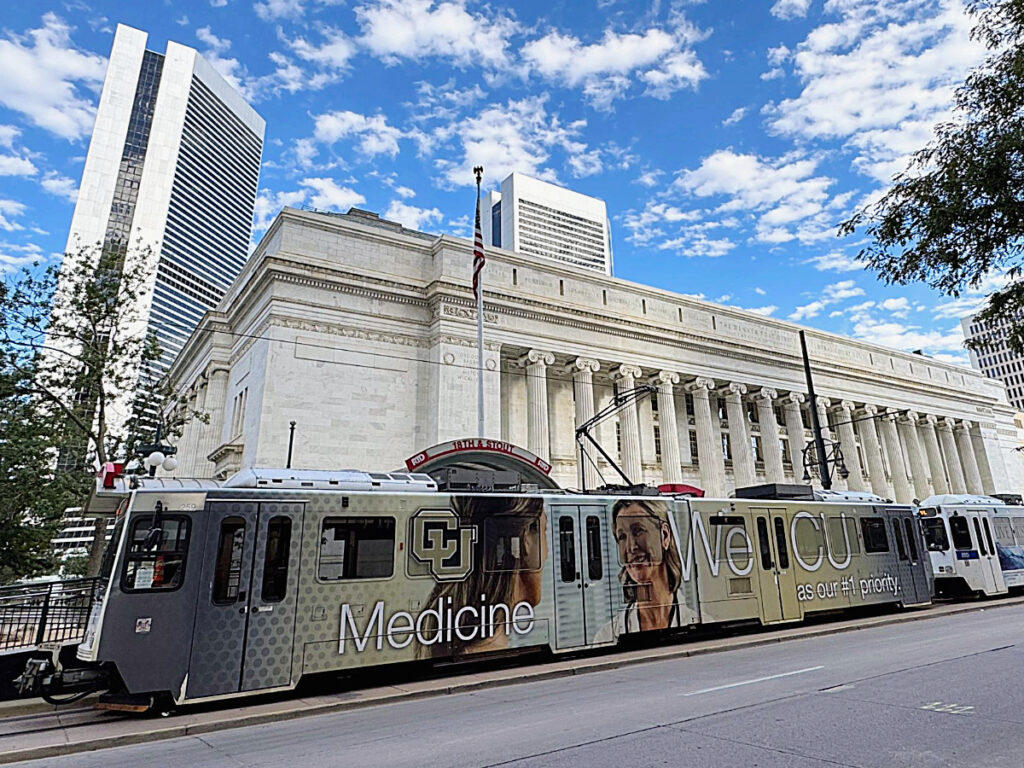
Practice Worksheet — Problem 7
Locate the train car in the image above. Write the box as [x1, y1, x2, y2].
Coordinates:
[917, 495, 1008, 597]
[17, 467, 932, 711]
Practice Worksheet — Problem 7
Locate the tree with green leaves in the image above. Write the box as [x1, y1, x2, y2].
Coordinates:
[0, 243, 191, 583]
[840, 0, 1024, 350]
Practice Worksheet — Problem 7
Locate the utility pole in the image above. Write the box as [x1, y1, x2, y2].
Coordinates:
[800, 330, 832, 490]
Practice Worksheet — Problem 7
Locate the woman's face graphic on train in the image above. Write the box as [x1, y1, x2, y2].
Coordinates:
[615, 503, 670, 585]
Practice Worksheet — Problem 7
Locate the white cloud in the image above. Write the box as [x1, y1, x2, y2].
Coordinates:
[0, 240, 44, 272]
[722, 107, 747, 126]
[522, 18, 707, 109]
[0, 155, 36, 176]
[755, 287, 767, 296]
[40, 171, 78, 201]
[675, 149, 835, 243]
[879, 296, 910, 314]
[635, 169, 663, 187]
[0, 198, 26, 231]
[356, 0, 518, 69]
[765, 0, 985, 181]
[253, 188, 307, 232]
[806, 250, 863, 272]
[771, 0, 813, 19]
[568, 149, 603, 177]
[0, 14, 107, 140]
[746, 305, 779, 316]
[287, 28, 356, 71]
[789, 279, 865, 320]
[0, 125, 19, 147]
[383, 200, 443, 231]
[299, 177, 366, 211]
[434, 95, 588, 188]
[395, 185, 415, 199]
[932, 295, 985, 320]
[658, 231, 736, 258]
[211, 0, 228, 6]
[255, 0, 305, 21]
[313, 110, 406, 158]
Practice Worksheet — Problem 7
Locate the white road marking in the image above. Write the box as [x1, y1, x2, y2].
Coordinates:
[682, 666, 825, 696]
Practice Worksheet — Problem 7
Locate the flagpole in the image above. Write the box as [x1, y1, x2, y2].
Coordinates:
[473, 166, 485, 438]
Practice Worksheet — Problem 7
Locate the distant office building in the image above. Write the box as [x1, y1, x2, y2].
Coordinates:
[62, 23, 265, 379]
[481, 173, 613, 275]
[962, 312, 1024, 410]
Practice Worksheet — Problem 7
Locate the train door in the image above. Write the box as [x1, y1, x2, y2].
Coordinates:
[186, 501, 303, 700]
[899, 513, 931, 604]
[750, 508, 801, 623]
[948, 510, 1006, 596]
[550, 504, 614, 648]
[887, 511, 927, 605]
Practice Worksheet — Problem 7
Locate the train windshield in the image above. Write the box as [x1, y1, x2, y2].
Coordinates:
[921, 518, 949, 552]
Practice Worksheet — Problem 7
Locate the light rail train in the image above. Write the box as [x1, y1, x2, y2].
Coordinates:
[919, 494, 1024, 595]
[15, 463, 934, 711]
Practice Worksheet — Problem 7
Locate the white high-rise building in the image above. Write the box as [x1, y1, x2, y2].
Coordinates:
[63, 24, 265, 378]
[481, 173, 613, 275]
[962, 312, 1024, 411]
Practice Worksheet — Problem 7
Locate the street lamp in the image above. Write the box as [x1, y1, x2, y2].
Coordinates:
[136, 422, 177, 477]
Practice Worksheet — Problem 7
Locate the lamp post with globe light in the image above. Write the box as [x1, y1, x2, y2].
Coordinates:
[136, 422, 177, 477]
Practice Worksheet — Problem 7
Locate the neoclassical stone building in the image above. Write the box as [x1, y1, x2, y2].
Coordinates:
[165, 207, 1024, 502]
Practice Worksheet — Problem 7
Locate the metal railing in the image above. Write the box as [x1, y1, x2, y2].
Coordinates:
[0, 578, 101, 655]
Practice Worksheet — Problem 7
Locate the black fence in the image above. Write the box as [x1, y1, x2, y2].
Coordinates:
[0, 578, 101, 654]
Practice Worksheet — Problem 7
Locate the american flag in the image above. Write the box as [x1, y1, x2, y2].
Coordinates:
[472, 191, 485, 300]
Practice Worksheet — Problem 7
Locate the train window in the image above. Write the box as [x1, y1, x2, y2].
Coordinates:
[1013, 517, 1024, 545]
[756, 517, 773, 570]
[891, 519, 908, 561]
[825, 517, 859, 558]
[260, 517, 292, 602]
[860, 517, 889, 554]
[772, 517, 790, 569]
[483, 515, 542, 573]
[972, 518, 987, 556]
[949, 515, 973, 550]
[994, 517, 1015, 546]
[121, 515, 190, 592]
[212, 517, 246, 604]
[319, 517, 395, 580]
[559, 517, 577, 583]
[794, 516, 824, 560]
[585, 516, 603, 581]
[904, 519, 919, 561]
[982, 518, 996, 557]
[921, 518, 949, 551]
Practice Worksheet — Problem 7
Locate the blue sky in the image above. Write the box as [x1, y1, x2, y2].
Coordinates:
[0, 0, 999, 365]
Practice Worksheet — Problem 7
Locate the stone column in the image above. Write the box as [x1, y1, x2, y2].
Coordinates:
[815, 396, 834, 443]
[176, 383, 202, 477]
[938, 417, 967, 493]
[899, 411, 933, 500]
[570, 357, 601, 490]
[724, 382, 755, 489]
[614, 364, 644, 484]
[756, 388, 784, 483]
[857, 405, 892, 499]
[921, 415, 950, 495]
[878, 410, 913, 502]
[594, 377, 618, 471]
[836, 400, 866, 492]
[956, 420, 985, 495]
[197, 367, 230, 477]
[653, 371, 683, 484]
[675, 388, 692, 466]
[782, 393, 806, 482]
[503, 358, 528, 448]
[686, 377, 725, 497]
[970, 424, 997, 495]
[519, 350, 554, 463]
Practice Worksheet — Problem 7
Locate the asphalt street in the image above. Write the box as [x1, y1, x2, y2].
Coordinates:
[9, 605, 1024, 768]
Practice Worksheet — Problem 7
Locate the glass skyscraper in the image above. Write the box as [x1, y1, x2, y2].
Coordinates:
[61, 23, 265, 392]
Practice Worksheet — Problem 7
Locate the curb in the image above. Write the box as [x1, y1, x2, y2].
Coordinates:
[1, 595, 1022, 764]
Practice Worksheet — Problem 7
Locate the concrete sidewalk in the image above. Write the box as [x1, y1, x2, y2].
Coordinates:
[2, 595, 1022, 765]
